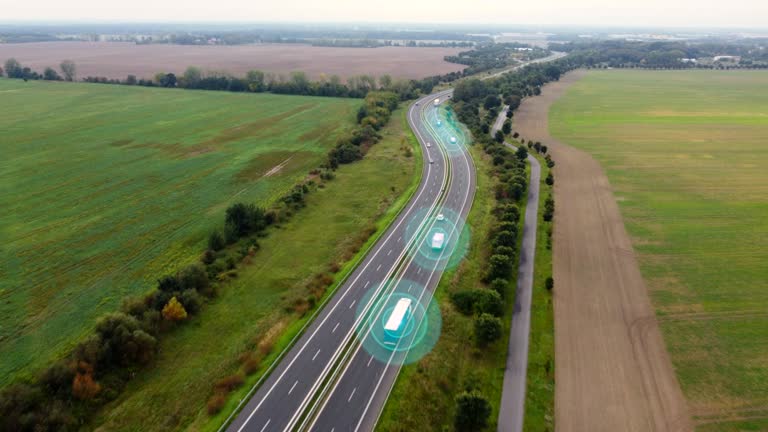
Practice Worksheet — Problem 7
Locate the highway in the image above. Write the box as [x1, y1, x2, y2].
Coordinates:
[224, 89, 476, 432]
[492, 107, 542, 432]
[481, 51, 567, 81]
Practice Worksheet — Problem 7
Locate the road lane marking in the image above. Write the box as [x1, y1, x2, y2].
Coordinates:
[312, 349, 321, 361]
[416, 267, 421, 275]
[398, 236, 402, 242]
[364, 281, 370, 288]
[387, 249, 392, 256]
[376, 264, 382, 271]
[332, 322, 340, 333]
[367, 356, 375, 367]
[348, 387, 357, 403]
[259, 419, 270, 432]
[288, 380, 298, 395]
[349, 300, 356, 309]
[408, 284, 413, 292]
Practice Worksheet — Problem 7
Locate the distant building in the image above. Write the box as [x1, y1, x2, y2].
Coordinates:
[681, 58, 698, 63]
[714, 55, 741, 63]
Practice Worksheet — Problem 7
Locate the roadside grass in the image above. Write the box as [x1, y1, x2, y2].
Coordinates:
[0, 79, 359, 385]
[549, 70, 768, 429]
[520, 151, 555, 432]
[85, 107, 420, 431]
[377, 140, 526, 431]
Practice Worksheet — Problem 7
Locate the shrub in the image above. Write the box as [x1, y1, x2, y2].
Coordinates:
[214, 373, 244, 393]
[490, 278, 508, 296]
[475, 289, 504, 317]
[474, 313, 503, 345]
[71, 362, 101, 400]
[454, 391, 492, 432]
[208, 230, 225, 251]
[206, 392, 226, 415]
[545, 276, 554, 291]
[178, 263, 209, 292]
[450, 290, 477, 315]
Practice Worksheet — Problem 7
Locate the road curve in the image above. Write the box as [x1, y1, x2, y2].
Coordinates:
[492, 107, 542, 432]
[222, 90, 475, 432]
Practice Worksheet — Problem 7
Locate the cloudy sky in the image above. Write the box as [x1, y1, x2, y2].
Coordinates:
[1, 0, 766, 28]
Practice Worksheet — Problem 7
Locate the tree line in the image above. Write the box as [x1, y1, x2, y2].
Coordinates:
[2, 58, 77, 81]
[0, 91, 401, 431]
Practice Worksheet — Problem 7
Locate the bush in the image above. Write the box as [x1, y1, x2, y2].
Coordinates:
[214, 373, 245, 393]
[207, 392, 226, 415]
[208, 230, 225, 251]
[162, 296, 188, 321]
[545, 276, 554, 291]
[450, 290, 477, 315]
[474, 313, 503, 345]
[454, 391, 492, 432]
[178, 263, 209, 292]
[475, 289, 504, 317]
[490, 278, 509, 296]
[487, 254, 512, 281]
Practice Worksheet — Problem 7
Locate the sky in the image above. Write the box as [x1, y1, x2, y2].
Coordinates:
[1, 0, 767, 29]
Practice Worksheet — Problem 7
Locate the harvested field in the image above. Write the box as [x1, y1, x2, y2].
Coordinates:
[547, 70, 768, 431]
[0, 41, 466, 80]
[513, 70, 692, 432]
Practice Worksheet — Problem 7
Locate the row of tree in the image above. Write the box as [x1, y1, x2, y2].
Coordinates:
[2, 58, 76, 81]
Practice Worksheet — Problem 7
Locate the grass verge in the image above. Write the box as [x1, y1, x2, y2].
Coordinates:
[522, 151, 555, 431]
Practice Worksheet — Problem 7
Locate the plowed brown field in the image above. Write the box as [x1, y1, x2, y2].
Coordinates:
[0, 41, 466, 80]
[513, 71, 692, 432]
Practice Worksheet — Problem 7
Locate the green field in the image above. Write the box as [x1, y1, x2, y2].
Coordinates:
[0, 79, 359, 385]
[86, 106, 418, 431]
[550, 70, 768, 429]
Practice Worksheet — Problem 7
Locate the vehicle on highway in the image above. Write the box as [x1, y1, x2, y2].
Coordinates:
[436, 213, 444, 221]
[433, 98, 440, 107]
[437, 119, 442, 126]
[428, 158, 434, 164]
[431, 232, 445, 250]
[426, 142, 431, 148]
[450, 136, 457, 144]
[384, 298, 413, 346]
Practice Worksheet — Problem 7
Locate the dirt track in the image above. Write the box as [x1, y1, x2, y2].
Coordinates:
[513, 71, 693, 432]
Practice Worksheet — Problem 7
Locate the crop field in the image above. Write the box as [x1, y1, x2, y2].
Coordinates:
[549, 70, 768, 430]
[0, 41, 466, 81]
[0, 78, 359, 385]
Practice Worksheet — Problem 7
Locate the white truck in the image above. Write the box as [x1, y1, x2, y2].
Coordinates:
[431, 232, 445, 250]
[433, 98, 440, 107]
[384, 298, 413, 345]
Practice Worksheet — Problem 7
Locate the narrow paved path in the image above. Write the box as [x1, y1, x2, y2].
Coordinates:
[492, 108, 541, 432]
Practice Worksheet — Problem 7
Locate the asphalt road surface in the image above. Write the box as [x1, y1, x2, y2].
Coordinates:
[481, 51, 567, 81]
[492, 108, 542, 432]
[224, 90, 476, 432]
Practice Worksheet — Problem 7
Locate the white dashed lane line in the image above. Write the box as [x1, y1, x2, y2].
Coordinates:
[348, 387, 357, 403]
[312, 349, 321, 361]
[332, 322, 340, 333]
[288, 380, 298, 395]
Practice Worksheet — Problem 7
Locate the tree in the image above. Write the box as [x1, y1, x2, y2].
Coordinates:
[0, 66, 4, 77]
[494, 130, 504, 143]
[162, 297, 188, 321]
[125, 74, 137, 85]
[545, 276, 554, 291]
[475, 313, 502, 345]
[378, 74, 392, 89]
[475, 289, 503, 316]
[483, 94, 501, 110]
[245, 70, 265, 92]
[43, 67, 61, 81]
[225, 202, 266, 237]
[4, 58, 22, 78]
[487, 254, 512, 280]
[71, 362, 100, 400]
[546, 173, 554, 186]
[208, 230, 225, 251]
[178, 263, 209, 292]
[502, 120, 512, 135]
[182, 66, 202, 87]
[59, 60, 76, 81]
[454, 391, 491, 432]
[159, 73, 177, 88]
[515, 145, 528, 161]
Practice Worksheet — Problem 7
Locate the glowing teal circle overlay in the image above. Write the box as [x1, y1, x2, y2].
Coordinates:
[354, 279, 442, 365]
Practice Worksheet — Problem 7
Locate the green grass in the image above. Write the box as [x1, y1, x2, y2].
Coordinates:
[521, 152, 554, 432]
[0, 79, 360, 385]
[84, 106, 418, 431]
[549, 70, 768, 429]
[377, 138, 525, 431]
